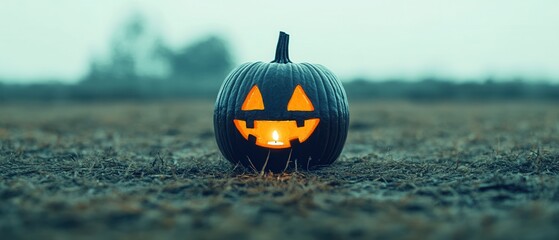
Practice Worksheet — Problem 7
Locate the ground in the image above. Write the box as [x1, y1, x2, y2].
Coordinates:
[1, 101, 559, 239]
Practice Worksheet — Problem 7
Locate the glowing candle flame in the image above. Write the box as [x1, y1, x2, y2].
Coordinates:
[272, 130, 279, 141]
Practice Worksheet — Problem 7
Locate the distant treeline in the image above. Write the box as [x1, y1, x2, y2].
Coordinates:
[0, 13, 233, 101]
[344, 79, 559, 101]
[0, 13, 558, 102]
[1, 78, 559, 102]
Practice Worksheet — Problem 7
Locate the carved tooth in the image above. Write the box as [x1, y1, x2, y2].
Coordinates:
[246, 119, 255, 129]
[290, 138, 302, 146]
[248, 134, 257, 144]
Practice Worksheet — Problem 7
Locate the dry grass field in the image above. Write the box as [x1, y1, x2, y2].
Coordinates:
[1, 100, 559, 239]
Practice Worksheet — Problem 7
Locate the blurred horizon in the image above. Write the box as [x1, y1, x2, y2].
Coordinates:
[1, 0, 558, 84]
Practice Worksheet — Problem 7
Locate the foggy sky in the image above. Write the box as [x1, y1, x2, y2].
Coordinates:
[1, 0, 558, 82]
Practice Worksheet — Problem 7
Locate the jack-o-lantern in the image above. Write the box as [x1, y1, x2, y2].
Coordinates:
[214, 32, 349, 172]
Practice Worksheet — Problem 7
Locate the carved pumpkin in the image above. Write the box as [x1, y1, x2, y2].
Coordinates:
[214, 31, 349, 172]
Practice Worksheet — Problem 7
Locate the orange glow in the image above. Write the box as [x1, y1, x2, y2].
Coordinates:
[233, 119, 320, 149]
[242, 85, 264, 110]
[287, 85, 314, 111]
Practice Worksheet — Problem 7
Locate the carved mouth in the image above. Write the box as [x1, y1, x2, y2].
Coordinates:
[233, 119, 320, 149]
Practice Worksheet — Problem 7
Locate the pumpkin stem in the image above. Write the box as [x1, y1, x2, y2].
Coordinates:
[272, 31, 292, 64]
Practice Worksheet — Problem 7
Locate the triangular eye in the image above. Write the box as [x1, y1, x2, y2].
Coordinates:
[242, 85, 265, 110]
[287, 85, 314, 111]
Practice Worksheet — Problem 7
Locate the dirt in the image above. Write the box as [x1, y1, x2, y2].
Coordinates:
[1, 100, 559, 239]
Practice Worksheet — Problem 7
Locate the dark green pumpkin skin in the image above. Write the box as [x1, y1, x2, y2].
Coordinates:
[213, 32, 349, 172]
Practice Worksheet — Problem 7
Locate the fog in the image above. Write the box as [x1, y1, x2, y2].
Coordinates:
[1, 0, 558, 83]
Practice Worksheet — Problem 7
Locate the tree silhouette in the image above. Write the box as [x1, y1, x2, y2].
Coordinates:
[170, 36, 232, 82]
[83, 12, 170, 83]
